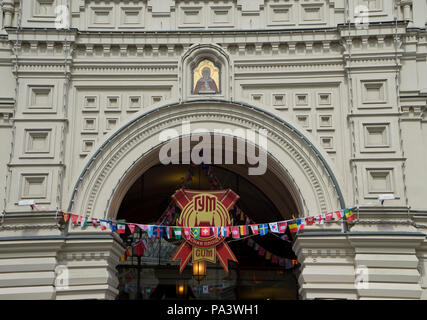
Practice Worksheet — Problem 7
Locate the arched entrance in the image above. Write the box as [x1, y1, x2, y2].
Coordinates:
[115, 162, 300, 300]
[67, 99, 345, 218]
[65, 99, 346, 300]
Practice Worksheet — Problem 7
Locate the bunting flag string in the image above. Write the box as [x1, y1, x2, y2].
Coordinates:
[246, 237, 297, 269]
[61, 163, 355, 263]
[65, 207, 353, 264]
[61, 208, 353, 243]
[150, 164, 355, 243]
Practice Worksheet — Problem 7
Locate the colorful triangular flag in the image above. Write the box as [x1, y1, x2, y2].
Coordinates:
[211, 227, 220, 238]
[278, 221, 287, 233]
[345, 209, 355, 221]
[280, 234, 292, 243]
[325, 212, 334, 221]
[173, 227, 182, 239]
[269, 222, 279, 233]
[221, 226, 230, 237]
[126, 246, 132, 257]
[240, 225, 248, 236]
[192, 227, 200, 239]
[128, 223, 135, 234]
[71, 214, 79, 225]
[258, 224, 269, 236]
[183, 227, 191, 240]
[297, 218, 305, 231]
[250, 224, 259, 235]
[247, 238, 255, 247]
[288, 220, 298, 233]
[315, 215, 325, 225]
[231, 226, 240, 239]
[335, 210, 344, 220]
[147, 226, 154, 238]
[117, 222, 126, 234]
[201, 227, 211, 237]
[80, 216, 88, 228]
[100, 219, 107, 230]
[305, 216, 315, 225]
[134, 241, 145, 256]
[153, 226, 164, 238]
[166, 226, 173, 239]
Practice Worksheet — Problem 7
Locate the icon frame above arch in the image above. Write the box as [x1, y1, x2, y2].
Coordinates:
[192, 59, 221, 95]
[180, 44, 233, 101]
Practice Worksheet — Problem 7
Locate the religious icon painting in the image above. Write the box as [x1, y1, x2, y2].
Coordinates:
[192, 59, 220, 94]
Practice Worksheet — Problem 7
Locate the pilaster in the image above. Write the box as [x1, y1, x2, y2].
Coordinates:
[293, 223, 357, 300]
[349, 233, 424, 299]
[0, 211, 65, 299]
[55, 225, 125, 300]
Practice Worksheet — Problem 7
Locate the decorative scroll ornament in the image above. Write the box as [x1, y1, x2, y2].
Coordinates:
[171, 189, 239, 274]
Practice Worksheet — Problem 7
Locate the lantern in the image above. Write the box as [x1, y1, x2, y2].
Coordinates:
[176, 280, 187, 298]
[192, 260, 207, 282]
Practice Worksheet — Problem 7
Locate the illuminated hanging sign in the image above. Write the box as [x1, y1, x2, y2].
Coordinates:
[171, 189, 239, 274]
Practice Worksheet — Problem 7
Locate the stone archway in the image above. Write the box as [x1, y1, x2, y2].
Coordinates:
[67, 99, 346, 220]
[58, 99, 348, 300]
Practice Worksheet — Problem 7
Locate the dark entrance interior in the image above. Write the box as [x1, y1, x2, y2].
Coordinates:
[116, 164, 300, 300]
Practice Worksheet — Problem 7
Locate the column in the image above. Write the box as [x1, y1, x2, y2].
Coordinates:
[2, 0, 14, 28]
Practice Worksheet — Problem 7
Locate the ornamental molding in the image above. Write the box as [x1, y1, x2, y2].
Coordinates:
[2, 28, 426, 60]
[71, 64, 178, 74]
[235, 61, 344, 73]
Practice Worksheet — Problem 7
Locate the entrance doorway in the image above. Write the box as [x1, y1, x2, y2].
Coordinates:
[115, 164, 300, 300]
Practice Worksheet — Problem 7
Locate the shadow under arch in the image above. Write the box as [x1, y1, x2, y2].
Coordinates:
[107, 133, 304, 221]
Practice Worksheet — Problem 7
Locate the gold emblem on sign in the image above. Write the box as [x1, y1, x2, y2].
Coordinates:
[171, 189, 239, 274]
[193, 59, 220, 94]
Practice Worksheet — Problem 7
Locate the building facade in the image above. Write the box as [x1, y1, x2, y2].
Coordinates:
[0, 0, 426, 299]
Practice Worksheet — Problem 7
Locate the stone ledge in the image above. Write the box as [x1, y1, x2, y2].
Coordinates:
[0, 271, 55, 287]
[0, 285, 55, 300]
[357, 283, 422, 299]
[55, 284, 119, 300]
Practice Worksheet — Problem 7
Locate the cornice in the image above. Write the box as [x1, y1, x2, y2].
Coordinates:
[3, 27, 426, 60]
